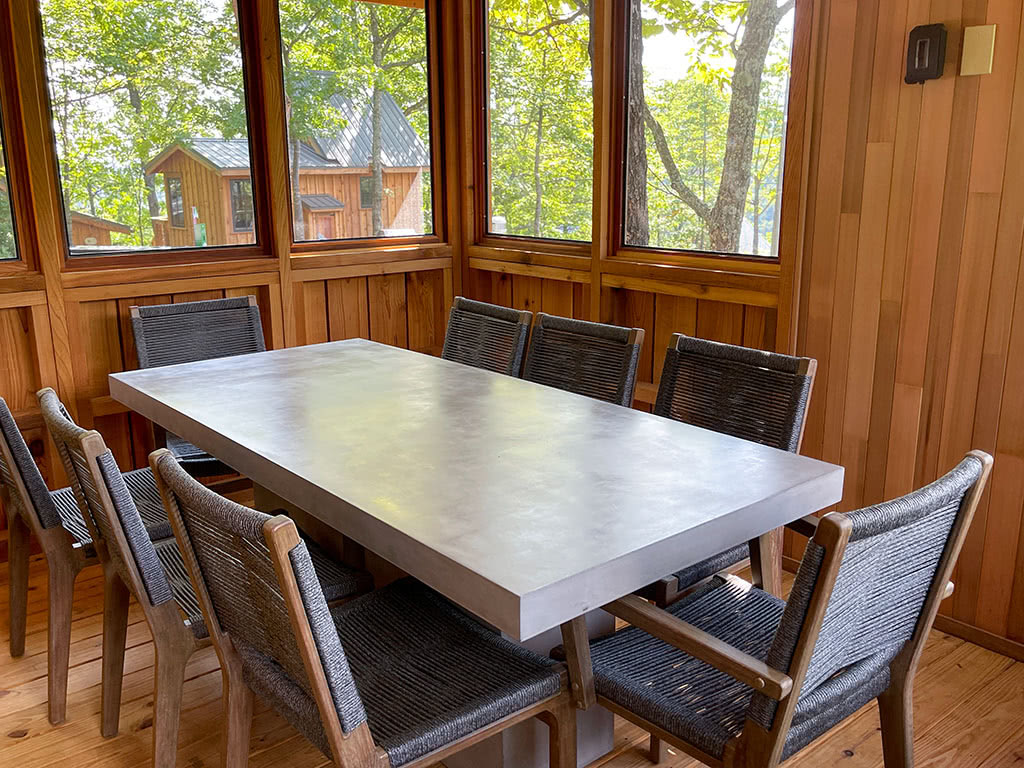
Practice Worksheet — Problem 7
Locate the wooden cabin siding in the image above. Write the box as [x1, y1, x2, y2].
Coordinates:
[69, 219, 113, 246]
[298, 169, 425, 240]
[154, 151, 253, 248]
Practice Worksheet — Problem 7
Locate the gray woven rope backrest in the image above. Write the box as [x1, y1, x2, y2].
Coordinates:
[154, 453, 367, 735]
[522, 313, 641, 406]
[37, 389, 173, 605]
[0, 396, 61, 528]
[654, 334, 813, 452]
[748, 455, 984, 730]
[131, 296, 266, 369]
[441, 296, 531, 376]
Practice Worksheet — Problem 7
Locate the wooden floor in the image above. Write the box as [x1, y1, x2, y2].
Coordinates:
[1, 555, 1022, 768]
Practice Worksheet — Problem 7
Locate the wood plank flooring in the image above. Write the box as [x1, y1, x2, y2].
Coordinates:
[1, 556, 1021, 768]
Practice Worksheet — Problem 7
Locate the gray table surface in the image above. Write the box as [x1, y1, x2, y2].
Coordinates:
[110, 338, 844, 641]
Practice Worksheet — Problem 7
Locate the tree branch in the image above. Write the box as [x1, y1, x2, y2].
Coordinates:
[776, 0, 795, 20]
[643, 103, 712, 223]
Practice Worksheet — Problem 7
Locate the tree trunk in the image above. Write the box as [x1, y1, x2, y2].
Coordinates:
[370, 7, 385, 237]
[290, 136, 305, 240]
[707, 0, 779, 252]
[533, 99, 545, 237]
[624, 0, 649, 246]
[127, 83, 160, 222]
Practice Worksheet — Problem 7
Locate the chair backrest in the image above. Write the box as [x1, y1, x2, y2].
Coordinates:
[37, 388, 174, 608]
[441, 296, 532, 376]
[151, 450, 369, 758]
[0, 396, 62, 531]
[747, 451, 991, 740]
[654, 334, 816, 452]
[130, 295, 266, 369]
[522, 313, 644, 407]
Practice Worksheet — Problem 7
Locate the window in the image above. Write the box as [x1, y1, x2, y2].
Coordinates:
[359, 176, 372, 209]
[486, 0, 593, 241]
[230, 179, 254, 232]
[622, 0, 796, 258]
[39, 0, 258, 255]
[0, 107, 16, 261]
[279, 0, 434, 242]
[168, 177, 185, 229]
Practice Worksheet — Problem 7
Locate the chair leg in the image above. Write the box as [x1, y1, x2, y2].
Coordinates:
[101, 568, 130, 738]
[46, 558, 78, 725]
[221, 665, 254, 768]
[648, 735, 669, 764]
[152, 645, 191, 768]
[8, 512, 29, 658]
[878, 677, 914, 768]
[539, 701, 577, 768]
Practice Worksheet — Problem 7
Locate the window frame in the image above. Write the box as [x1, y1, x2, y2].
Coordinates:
[166, 176, 186, 230]
[359, 176, 373, 210]
[31, 0, 275, 270]
[0, 0, 28, 273]
[607, 0, 811, 268]
[230, 178, 255, 233]
[283, 0, 446, 255]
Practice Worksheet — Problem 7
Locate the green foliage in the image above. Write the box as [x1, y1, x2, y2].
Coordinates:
[0, 129, 15, 260]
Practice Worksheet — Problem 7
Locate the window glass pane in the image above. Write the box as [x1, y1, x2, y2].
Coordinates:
[40, 0, 257, 255]
[0, 108, 16, 261]
[623, 0, 795, 257]
[279, 0, 433, 243]
[487, 0, 593, 241]
[230, 179, 254, 232]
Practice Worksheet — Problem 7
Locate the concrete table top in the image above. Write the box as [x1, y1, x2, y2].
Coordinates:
[110, 338, 844, 640]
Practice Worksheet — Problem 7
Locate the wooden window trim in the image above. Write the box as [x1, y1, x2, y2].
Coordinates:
[282, 0, 445, 252]
[0, 0, 33, 275]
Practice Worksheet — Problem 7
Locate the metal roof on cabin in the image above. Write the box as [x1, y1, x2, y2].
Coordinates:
[314, 91, 430, 168]
[186, 137, 339, 170]
[300, 194, 345, 211]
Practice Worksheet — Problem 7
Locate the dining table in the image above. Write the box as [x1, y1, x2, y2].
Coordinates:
[109, 337, 844, 768]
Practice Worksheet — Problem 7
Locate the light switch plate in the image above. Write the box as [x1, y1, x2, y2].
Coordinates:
[961, 25, 996, 76]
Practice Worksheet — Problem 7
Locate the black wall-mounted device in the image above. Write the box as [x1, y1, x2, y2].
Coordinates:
[905, 24, 947, 84]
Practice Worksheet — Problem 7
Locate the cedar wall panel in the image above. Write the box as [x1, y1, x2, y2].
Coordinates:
[794, 0, 1024, 648]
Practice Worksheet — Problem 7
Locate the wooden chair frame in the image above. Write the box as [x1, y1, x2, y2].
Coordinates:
[37, 397, 212, 768]
[560, 449, 992, 768]
[1, 432, 96, 725]
[151, 448, 577, 768]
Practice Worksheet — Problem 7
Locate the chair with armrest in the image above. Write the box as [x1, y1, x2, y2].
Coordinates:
[650, 333, 817, 605]
[129, 295, 266, 477]
[563, 451, 991, 768]
[441, 296, 532, 376]
[151, 447, 577, 768]
[522, 313, 644, 407]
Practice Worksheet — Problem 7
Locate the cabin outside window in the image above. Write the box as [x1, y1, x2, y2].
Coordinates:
[621, 0, 796, 259]
[485, 0, 593, 242]
[230, 178, 254, 232]
[279, 0, 434, 243]
[0, 105, 17, 261]
[38, 0, 260, 255]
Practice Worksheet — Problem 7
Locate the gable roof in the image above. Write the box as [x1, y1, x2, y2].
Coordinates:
[146, 89, 429, 174]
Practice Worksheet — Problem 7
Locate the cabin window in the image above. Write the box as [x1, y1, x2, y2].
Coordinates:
[485, 0, 593, 242]
[167, 177, 185, 229]
[38, 0, 259, 255]
[230, 179, 254, 232]
[278, 0, 434, 243]
[621, 0, 796, 259]
[0, 106, 17, 261]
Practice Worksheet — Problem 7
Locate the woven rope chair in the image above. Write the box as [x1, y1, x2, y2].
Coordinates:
[1, 396, 102, 725]
[151, 448, 576, 768]
[130, 295, 266, 477]
[572, 451, 991, 768]
[650, 334, 816, 611]
[522, 313, 645, 407]
[36, 390, 370, 768]
[441, 296, 532, 375]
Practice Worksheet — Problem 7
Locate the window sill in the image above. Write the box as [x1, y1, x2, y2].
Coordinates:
[60, 256, 280, 289]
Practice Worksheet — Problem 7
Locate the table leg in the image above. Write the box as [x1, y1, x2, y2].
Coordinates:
[445, 610, 615, 768]
[749, 527, 783, 597]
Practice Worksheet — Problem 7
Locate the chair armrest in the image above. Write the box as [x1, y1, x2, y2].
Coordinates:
[603, 595, 793, 701]
[785, 515, 820, 538]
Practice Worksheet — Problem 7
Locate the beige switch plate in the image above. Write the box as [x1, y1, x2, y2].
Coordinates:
[961, 24, 996, 76]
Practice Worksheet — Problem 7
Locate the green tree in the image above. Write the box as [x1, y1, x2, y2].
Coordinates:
[1, 150, 15, 260]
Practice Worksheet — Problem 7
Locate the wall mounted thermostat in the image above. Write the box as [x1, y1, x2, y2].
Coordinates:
[905, 24, 947, 84]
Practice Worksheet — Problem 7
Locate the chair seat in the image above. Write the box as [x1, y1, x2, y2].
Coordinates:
[165, 433, 234, 477]
[242, 579, 563, 767]
[591, 576, 786, 759]
[153, 533, 372, 641]
[671, 542, 749, 591]
[50, 467, 172, 553]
